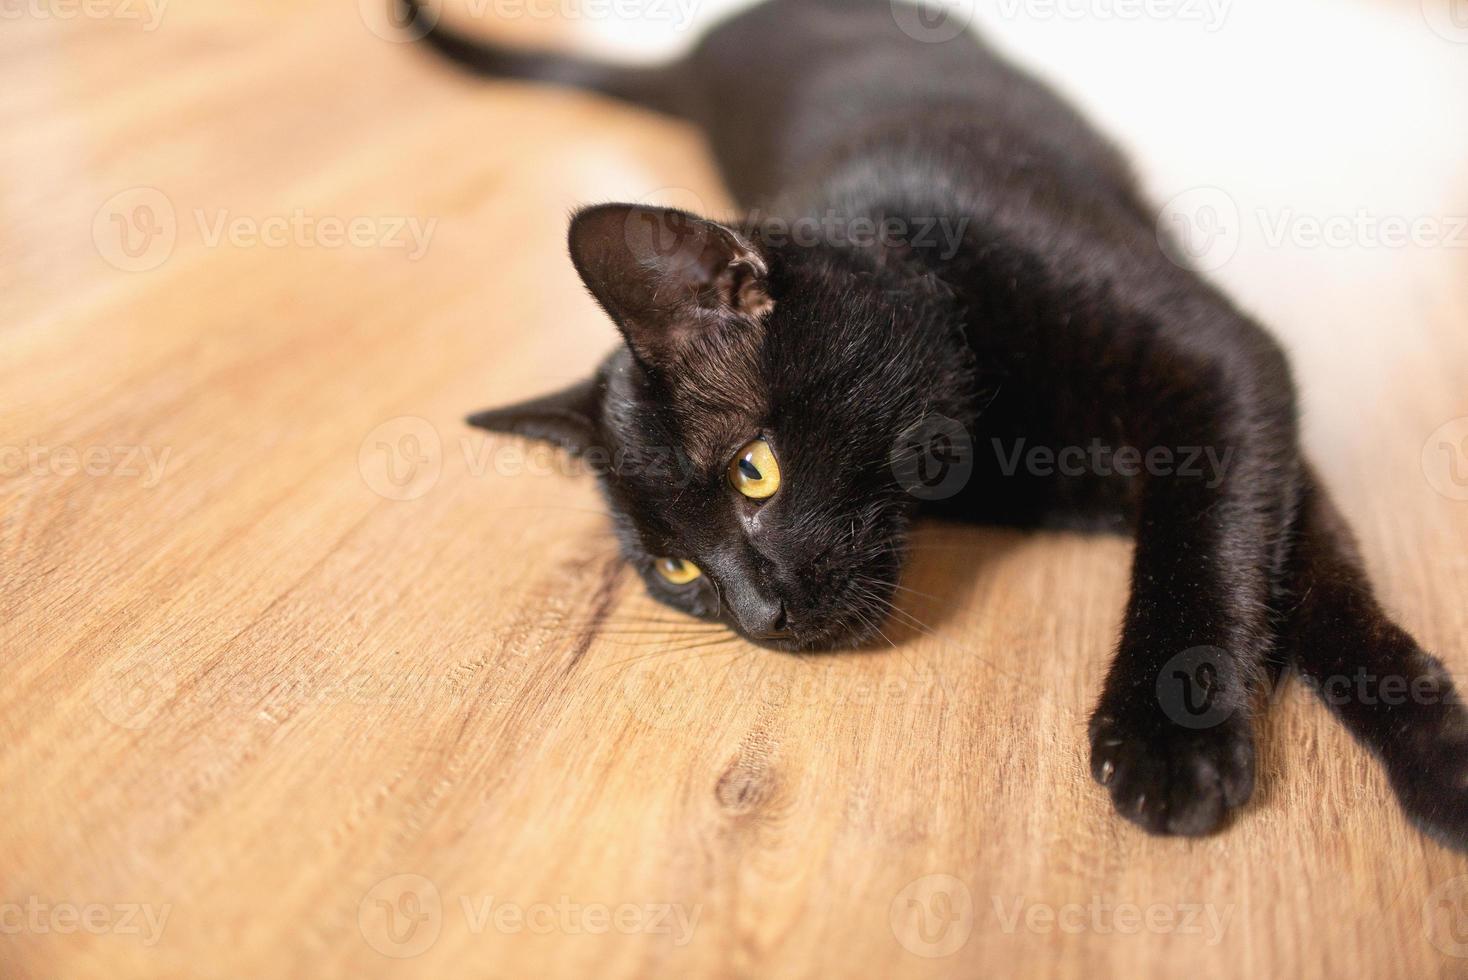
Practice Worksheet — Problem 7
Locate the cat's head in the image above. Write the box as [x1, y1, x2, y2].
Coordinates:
[470, 204, 973, 650]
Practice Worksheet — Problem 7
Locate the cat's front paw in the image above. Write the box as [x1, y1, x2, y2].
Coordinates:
[1382, 732, 1468, 853]
[1089, 710, 1255, 836]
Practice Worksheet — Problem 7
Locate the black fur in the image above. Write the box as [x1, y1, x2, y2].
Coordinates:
[403, 0, 1468, 848]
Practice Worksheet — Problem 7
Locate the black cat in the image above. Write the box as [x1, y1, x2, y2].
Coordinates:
[398, 0, 1468, 847]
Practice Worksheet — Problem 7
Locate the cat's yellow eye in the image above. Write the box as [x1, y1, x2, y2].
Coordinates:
[728, 437, 781, 500]
[654, 557, 702, 585]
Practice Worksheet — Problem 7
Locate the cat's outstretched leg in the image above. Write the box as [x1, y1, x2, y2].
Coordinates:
[1086, 326, 1300, 835]
[1279, 469, 1468, 850]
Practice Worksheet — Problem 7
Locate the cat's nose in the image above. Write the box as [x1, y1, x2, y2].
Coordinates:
[732, 597, 790, 641]
[702, 548, 792, 641]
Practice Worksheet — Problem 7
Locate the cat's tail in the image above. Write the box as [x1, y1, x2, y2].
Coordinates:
[1281, 465, 1468, 849]
[393, 0, 688, 116]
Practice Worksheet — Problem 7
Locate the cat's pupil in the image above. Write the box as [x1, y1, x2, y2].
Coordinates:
[739, 459, 762, 480]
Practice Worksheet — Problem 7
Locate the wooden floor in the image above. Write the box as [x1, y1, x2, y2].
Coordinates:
[4, 3, 1468, 978]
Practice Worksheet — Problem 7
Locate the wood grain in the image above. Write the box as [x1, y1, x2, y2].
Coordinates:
[3, 3, 1468, 978]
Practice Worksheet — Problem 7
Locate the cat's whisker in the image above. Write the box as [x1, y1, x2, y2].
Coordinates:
[854, 586, 938, 636]
[876, 628, 931, 679]
[876, 539, 977, 553]
[848, 604, 896, 651]
[538, 616, 724, 630]
[840, 581, 944, 678]
[544, 635, 727, 651]
[886, 581, 944, 602]
[485, 503, 614, 518]
[871, 605, 933, 638]
[590, 638, 741, 672]
[592, 628, 727, 636]
[849, 587, 1060, 697]
[538, 616, 722, 627]
[533, 625, 725, 638]
[710, 647, 760, 690]
[655, 634, 746, 657]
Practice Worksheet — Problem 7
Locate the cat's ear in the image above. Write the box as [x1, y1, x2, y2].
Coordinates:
[567, 203, 773, 369]
[466, 377, 600, 453]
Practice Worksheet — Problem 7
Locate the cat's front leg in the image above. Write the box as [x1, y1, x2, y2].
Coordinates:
[1087, 333, 1299, 836]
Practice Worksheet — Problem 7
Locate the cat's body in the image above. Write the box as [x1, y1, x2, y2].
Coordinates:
[403, 0, 1468, 847]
